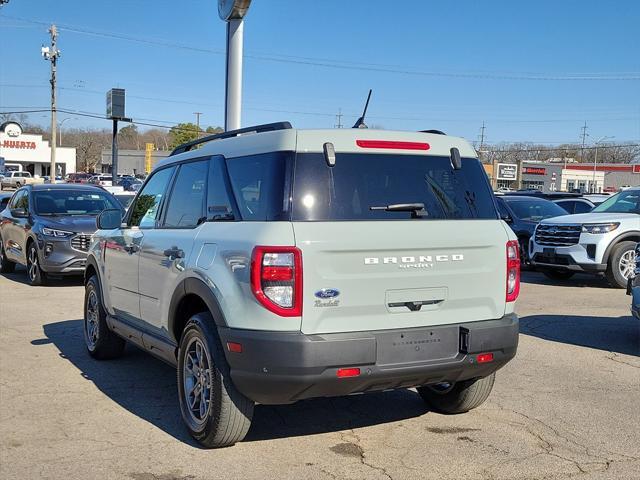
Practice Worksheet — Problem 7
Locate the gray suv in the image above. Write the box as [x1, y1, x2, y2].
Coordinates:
[85, 123, 520, 448]
[0, 184, 122, 285]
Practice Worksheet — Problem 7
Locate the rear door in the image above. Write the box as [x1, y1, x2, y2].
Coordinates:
[138, 158, 209, 330]
[290, 152, 509, 335]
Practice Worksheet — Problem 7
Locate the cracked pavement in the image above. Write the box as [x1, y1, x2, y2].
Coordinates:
[1, 269, 639, 480]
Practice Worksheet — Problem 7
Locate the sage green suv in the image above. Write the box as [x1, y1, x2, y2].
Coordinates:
[84, 122, 520, 448]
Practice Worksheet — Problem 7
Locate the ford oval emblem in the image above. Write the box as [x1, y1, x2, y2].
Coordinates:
[315, 288, 340, 299]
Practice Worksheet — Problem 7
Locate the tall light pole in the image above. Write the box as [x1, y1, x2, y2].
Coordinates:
[593, 135, 614, 193]
[58, 117, 76, 146]
[42, 25, 60, 179]
[219, 0, 252, 131]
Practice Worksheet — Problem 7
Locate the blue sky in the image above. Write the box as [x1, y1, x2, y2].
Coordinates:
[1, 0, 639, 145]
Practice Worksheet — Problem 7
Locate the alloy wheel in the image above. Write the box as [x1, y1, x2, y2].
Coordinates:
[183, 337, 212, 426]
[28, 247, 39, 281]
[85, 289, 99, 349]
[619, 249, 636, 280]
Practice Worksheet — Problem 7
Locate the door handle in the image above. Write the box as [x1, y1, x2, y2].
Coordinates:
[124, 244, 140, 254]
[163, 247, 185, 260]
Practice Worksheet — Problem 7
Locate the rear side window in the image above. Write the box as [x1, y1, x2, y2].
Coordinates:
[226, 152, 291, 221]
[163, 160, 208, 228]
[292, 153, 498, 221]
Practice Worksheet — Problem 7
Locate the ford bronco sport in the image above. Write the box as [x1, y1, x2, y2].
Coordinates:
[84, 122, 520, 448]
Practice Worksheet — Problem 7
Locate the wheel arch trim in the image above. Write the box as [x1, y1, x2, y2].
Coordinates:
[168, 276, 228, 343]
[602, 231, 640, 264]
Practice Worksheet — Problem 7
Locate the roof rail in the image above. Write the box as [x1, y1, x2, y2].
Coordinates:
[169, 121, 293, 156]
[420, 129, 446, 135]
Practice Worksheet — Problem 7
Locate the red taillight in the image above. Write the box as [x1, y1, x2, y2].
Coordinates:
[337, 368, 360, 378]
[251, 246, 303, 317]
[506, 240, 520, 302]
[476, 353, 494, 364]
[356, 140, 430, 151]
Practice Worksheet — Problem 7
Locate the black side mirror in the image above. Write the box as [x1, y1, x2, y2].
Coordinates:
[97, 209, 123, 230]
[10, 208, 28, 218]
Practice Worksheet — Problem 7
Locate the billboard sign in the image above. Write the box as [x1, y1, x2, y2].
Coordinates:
[106, 88, 125, 119]
[496, 163, 518, 181]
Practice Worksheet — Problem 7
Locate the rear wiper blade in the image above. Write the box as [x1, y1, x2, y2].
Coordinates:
[370, 202, 428, 218]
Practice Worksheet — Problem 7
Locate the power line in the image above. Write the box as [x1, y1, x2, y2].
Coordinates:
[2, 14, 639, 81]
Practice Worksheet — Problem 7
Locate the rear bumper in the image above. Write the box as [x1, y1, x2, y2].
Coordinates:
[218, 314, 519, 405]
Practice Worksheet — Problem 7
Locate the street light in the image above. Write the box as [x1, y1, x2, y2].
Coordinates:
[593, 135, 615, 193]
[58, 117, 76, 146]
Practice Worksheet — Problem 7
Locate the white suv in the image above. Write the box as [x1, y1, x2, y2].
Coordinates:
[530, 187, 640, 287]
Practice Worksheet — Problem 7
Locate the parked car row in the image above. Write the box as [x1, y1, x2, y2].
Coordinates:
[496, 188, 639, 288]
[1, 124, 637, 451]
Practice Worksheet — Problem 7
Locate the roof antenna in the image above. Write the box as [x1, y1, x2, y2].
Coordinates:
[352, 89, 372, 129]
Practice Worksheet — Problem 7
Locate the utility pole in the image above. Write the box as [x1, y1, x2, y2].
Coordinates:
[42, 25, 60, 179]
[479, 121, 486, 151]
[194, 112, 203, 138]
[335, 109, 343, 129]
[580, 121, 588, 162]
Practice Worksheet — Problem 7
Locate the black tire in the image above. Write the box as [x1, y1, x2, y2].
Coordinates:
[417, 373, 496, 414]
[15, 182, 21, 188]
[542, 269, 575, 281]
[84, 275, 125, 359]
[605, 241, 637, 289]
[177, 312, 254, 448]
[26, 242, 47, 286]
[0, 236, 16, 273]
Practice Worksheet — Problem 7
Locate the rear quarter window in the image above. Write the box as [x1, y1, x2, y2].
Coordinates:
[225, 152, 292, 221]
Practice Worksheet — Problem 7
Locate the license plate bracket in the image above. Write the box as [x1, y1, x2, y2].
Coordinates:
[375, 327, 459, 365]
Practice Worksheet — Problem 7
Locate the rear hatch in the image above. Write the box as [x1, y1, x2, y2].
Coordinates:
[291, 150, 508, 335]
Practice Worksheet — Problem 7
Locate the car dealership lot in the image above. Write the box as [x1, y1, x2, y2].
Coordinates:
[0, 270, 638, 480]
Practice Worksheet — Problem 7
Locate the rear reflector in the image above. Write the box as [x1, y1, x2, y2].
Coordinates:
[261, 266, 294, 282]
[336, 367, 361, 378]
[356, 140, 430, 151]
[476, 353, 494, 363]
[227, 342, 243, 353]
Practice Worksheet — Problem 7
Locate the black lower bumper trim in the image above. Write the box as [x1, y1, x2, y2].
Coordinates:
[218, 314, 519, 405]
[531, 253, 606, 272]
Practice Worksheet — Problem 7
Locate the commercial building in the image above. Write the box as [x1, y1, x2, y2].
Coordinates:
[483, 160, 640, 193]
[0, 122, 76, 176]
[100, 148, 171, 176]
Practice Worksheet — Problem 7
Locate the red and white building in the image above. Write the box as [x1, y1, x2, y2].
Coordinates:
[0, 122, 76, 177]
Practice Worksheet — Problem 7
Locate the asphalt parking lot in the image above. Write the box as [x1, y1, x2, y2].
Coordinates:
[0, 269, 638, 480]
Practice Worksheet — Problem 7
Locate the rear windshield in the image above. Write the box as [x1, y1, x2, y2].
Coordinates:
[33, 190, 121, 216]
[291, 153, 497, 221]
